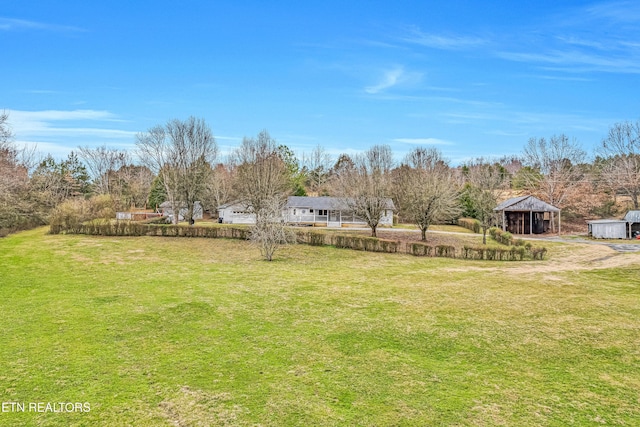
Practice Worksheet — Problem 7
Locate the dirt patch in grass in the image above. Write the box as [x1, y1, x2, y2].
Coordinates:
[159, 386, 246, 427]
[501, 243, 640, 274]
[367, 227, 640, 274]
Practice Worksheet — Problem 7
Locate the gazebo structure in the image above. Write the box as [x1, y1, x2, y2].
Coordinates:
[494, 195, 561, 235]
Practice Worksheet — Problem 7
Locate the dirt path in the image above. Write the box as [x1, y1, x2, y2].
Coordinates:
[382, 227, 640, 274]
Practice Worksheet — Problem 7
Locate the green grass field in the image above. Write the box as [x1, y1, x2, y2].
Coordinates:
[1, 228, 639, 426]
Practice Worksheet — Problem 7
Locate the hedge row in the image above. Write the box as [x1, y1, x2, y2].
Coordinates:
[50, 222, 250, 240]
[489, 227, 534, 249]
[407, 243, 456, 258]
[457, 218, 481, 233]
[407, 242, 546, 260]
[295, 231, 400, 253]
[297, 233, 545, 260]
[489, 227, 514, 245]
[52, 222, 547, 261]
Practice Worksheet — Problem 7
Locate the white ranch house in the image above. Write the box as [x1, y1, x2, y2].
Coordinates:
[159, 201, 203, 222]
[218, 196, 395, 228]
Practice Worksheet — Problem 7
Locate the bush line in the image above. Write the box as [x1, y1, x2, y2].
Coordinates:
[51, 222, 547, 261]
[457, 218, 481, 233]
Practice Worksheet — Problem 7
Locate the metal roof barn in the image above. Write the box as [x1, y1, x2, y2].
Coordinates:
[494, 195, 561, 234]
[624, 210, 640, 222]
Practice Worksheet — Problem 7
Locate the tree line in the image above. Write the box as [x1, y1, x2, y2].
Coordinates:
[1, 112, 639, 242]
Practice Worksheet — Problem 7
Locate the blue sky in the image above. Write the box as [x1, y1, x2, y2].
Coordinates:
[2, 1, 639, 164]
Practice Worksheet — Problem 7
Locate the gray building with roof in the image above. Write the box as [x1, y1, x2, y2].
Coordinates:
[218, 196, 395, 227]
[494, 195, 561, 234]
[587, 210, 640, 239]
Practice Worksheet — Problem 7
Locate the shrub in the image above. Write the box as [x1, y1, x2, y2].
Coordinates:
[49, 195, 117, 234]
[458, 218, 480, 233]
[460, 245, 530, 261]
[462, 245, 483, 260]
[87, 194, 116, 221]
[514, 238, 525, 247]
[49, 198, 90, 234]
[489, 227, 498, 239]
[408, 242, 433, 256]
[295, 231, 326, 246]
[436, 245, 456, 258]
[309, 233, 326, 246]
[331, 235, 399, 253]
[490, 228, 514, 246]
[531, 247, 548, 260]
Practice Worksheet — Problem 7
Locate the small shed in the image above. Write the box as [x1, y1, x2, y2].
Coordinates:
[494, 195, 561, 235]
[588, 210, 640, 239]
[587, 219, 628, 239]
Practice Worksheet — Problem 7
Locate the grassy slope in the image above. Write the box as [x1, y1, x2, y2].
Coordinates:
[0, 228, 639, 426]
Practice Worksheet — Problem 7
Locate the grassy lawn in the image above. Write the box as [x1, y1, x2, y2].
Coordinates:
[391, 223, 475, 233]
[1, 228, 639, 426]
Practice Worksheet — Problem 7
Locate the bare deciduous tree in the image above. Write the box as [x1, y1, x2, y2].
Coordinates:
[598, 120, 640, 209]
[136, 117, 217, 224]
[335, 145, 394, 237]
[202, 162, 236, 218]
[78, 145, 129, 195]
[522, 135, 586, 231]
[0, 112, 34, 231]
[30, 152, 91, 209]
[0, 111, 13, 149]
[301, 144, 333, 195]
[110, 164, 155, 208]
[463, 159, 508, 244]
[231, 130, 290, 221]
[395, 147, 461, 241]
[250, 196, 295, 261]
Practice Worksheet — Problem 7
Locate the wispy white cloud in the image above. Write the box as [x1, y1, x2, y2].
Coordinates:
[485, 130, 528, 137]
[214, 135, 242, 142]
[7, 109, 137, 156]
[400, 26, 486, 50]
[21, 89, 62, 95]
[584, 1, 640, 24]
[555, 36, 606, 50]
[0, 17, 84, 32]
[493, 2, 640, 75]
[11, 109, 118, 123]
[526, 74, 593, 82]
[365, 67, 406, 94]
[392, 137, 454, 146]
[440, 112, 502, 124]
[496, 49, 640, 74]
[9, 110, 133, 137]
[364, 66, 425, 95]
[441, 107, 614, 133]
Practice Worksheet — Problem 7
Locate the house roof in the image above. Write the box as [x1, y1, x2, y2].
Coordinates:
[159, 201, 201, 208]
[219, 197, 396, 211]
[623, 210, 640, 223]
[218, 200, 245, 210]
[286, 196, 395, 210]
[587, 219, 628, 224]
[494, 195, 560, 213]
